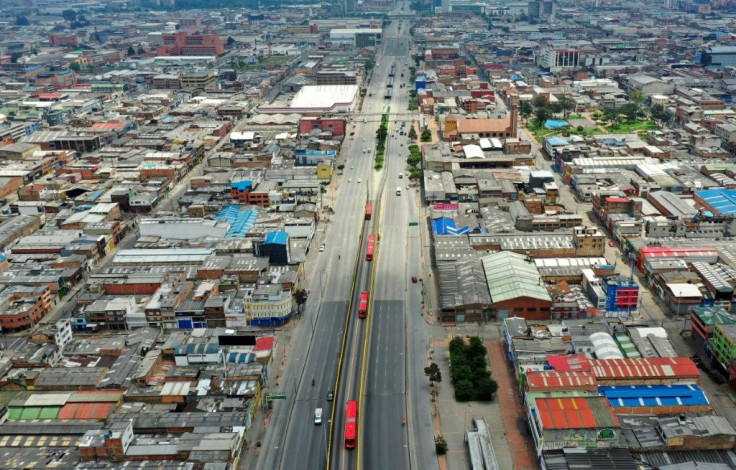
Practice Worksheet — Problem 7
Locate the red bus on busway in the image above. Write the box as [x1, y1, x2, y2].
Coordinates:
[345, 400, 358, 449]
[358, 291, 369, 319]
[365, 203, 372, 220]
[366, 235, 375, 261]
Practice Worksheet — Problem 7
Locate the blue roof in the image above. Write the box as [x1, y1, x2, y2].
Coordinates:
[545, 120, 570, 130]
[174, 343, 220, 356]
[432, 217, 473, 235]
[696, 188, 736, 215]
[231, 181, 252, 191]
[0, 254, 5, 261]
[87, 189, 103, 202]
[433, 217, 455, 235]
[265, 231, 288, 245]
[546, 137, 569, 146]
[226, 352, 255, 364]
[598, 384, 709, 408]
[216, 205, 258, 238]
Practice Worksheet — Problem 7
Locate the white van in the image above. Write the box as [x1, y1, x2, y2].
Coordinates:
[314, 408, 323, 425]
[396, 187, 402, 196]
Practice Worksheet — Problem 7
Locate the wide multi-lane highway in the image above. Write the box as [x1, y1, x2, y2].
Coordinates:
[257, 14, 438, 470]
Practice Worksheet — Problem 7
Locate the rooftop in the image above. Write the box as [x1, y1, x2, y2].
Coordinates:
[481, 251, 552, 304]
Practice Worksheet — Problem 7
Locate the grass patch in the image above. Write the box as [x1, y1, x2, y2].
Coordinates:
[606, 120, 657, 133]
[526, 119, 599, 142]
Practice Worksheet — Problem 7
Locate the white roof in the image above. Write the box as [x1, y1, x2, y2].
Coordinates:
[290, 85, 358, 109]
[463, 144, 484, 159]
[25, 393, 72, 407]
[231, 131, 255, 141]
[666, 283, 702, 298]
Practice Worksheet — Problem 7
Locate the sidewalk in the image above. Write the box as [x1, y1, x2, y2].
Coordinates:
[429, 328, 515, 470]
[488, 340, 538, 470]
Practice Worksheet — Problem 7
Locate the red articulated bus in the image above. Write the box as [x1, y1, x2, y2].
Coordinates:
[345, 400, 358, 449]
[366, 235, 375, 261]
[365, 203, 373, 220]
[358, 291, 369, 319]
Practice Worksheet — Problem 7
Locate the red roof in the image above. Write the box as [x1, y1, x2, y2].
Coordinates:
[546, 355, 591, 372]
[606, 196, 629, 203]
[589, 357, 700, 380]
[640, 247, 719, 258]
[526, 370, 597, 390]
[255, 336, 275, 352]
[433, 203, 459, 211]
[92, 122, 125, 130]
[38, 93, 62, 100]
[535, 396, 618, 430]
[57, 402, 114, 420]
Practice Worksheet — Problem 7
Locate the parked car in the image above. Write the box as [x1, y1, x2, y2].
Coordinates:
[608, 241, 615, 247]
[411, 276, 418, 283]
[319, 243, 325, 252]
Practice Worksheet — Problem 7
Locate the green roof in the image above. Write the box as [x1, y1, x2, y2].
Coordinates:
[481, 251, 551, 304]
[693, 307, 736, 326]
[7, 407, 22, 420]
[9, 406, 60, 420]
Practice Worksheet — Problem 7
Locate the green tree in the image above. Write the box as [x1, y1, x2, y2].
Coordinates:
[420, 128, 432, 142]
[137, 47, 145, 55]
[519, 100, 533, 121]
[435, 435, 448, 455]
[454, 379, 474, 401]
[449, 336, 465, 356]
[468, 336, 486, 358]
[227, 36, 235, 46]
[127, 46, 135, 56]
[294, 288, 308, 314]
[69, 62, 81, 72]
[10, 52, 22, 63]
[548, 101, 563, 116]
[16, 15, 30, 26]
[408, 126, 417, 140]
[62, 9, 77, 22]
[603, 106, 620, 123]
[629, 89, 645, 106]
[559, 96, 574, 118]
[533, 107, 551, 129]
[532, 95, 548, 109]
[619, 102, 639, 122]
[364, 59, 374, 70]
[424, 362, 442, 384]
[475, 375, 499, 400]
[650, 104, 672, 124]
[409, 167, 423, 180]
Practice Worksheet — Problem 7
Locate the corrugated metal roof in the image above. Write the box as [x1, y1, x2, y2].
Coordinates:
[589, 357, 700, 380]
[535, 396, 619, 430]
[599, 384, 710, 408]
[482, 251, 552, 303]
[58, 402, 114, 420]
[525, 370, 597, 390]
[265, 231, 288, 245]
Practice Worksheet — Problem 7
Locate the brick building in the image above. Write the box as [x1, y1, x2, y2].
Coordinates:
[298, 117, 346, 136]
[157, 33, 225, 57]
[481, 251, 553, 320]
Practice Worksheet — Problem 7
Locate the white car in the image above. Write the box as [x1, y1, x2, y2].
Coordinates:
[319, 244, 325, 252]
[357, 178, 362, 183]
